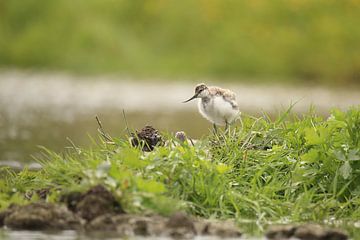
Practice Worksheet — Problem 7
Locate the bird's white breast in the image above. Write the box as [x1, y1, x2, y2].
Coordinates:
[198, 96, 239, 126]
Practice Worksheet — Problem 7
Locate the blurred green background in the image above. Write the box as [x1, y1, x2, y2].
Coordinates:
[1, 0, 359, 85]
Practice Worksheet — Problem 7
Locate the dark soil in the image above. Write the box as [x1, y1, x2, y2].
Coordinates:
[0, 185, 243, 238]
[0, 184, 348, 239]
[86, 212, 242, 238]
[2, 203, 82, 230]
[130, 125, 163, 151]
[60, 184, 124, 221]
[0, 204, 16, 227]
[266, 224, 348, 240]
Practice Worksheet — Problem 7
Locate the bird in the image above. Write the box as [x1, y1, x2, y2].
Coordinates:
[183, 83, 240, 132]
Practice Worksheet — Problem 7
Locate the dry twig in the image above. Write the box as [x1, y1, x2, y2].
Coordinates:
[95, 115, 115, 144]
[122, 109, 132, 136]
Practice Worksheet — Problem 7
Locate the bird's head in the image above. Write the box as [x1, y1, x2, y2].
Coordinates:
[183, 83, 209, 103]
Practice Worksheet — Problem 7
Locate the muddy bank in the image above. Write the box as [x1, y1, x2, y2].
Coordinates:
[0, 185, 349, 239]
[266, 224, 348, 240]
[0, 185, 242, 238]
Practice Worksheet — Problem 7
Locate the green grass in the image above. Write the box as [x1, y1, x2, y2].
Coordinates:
[1, 107, 360, 228]
[0, 0, 360, 85]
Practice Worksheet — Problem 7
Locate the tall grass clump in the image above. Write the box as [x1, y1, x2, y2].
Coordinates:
[209, 108, 360, 221]
[1, 107, 360, 225]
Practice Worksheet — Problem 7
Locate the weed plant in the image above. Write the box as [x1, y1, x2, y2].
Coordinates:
[1, 107, 360, 226]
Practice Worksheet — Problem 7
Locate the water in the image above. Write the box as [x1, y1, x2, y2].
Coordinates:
[0, 109, 208, 165]
[0, 230, 83, 240]
[1, 70, 359, 164]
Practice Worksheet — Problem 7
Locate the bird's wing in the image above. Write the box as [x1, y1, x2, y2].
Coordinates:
[222, 89, 238, 109]
[226, 97, 239, 109]
[223, 91, 236, 101]
[210, 87, 238, 109]
[210, 87, 235, 99]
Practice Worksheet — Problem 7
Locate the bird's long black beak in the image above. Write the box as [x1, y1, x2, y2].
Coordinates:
[182, 94, 198, 103]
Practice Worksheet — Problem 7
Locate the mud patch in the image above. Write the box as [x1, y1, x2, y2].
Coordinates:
[266, 224, 348, 240]
[3, 203, 82, 230]
[1, 206, 242, 238]
[61, 185, 124, 221]
[130, 125, 163, 151]
[0, 185, 242, 238]
[87, 212, 242, 238]
[0, 205, 17, 227]
[87, 214, 164, 236]
[165, 212, 196, 238]
[197, 220, 243, 238]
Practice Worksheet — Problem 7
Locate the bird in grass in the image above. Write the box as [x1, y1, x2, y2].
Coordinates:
[183, 83, 240, 132]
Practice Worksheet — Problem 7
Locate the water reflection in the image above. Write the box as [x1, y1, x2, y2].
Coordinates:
[0, 109, 209, 163]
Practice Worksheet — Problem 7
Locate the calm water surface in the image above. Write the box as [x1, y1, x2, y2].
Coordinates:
[0, 109, 209, 164]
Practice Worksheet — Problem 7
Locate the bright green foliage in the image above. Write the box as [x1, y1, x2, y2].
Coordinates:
[1, 107, 360, 224]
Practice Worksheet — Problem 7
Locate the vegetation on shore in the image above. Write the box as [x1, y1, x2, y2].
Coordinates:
[1, 1, 360, 85]
[1, 107, 360, 232]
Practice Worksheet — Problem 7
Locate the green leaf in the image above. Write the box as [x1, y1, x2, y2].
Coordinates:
[301, 149, 320, 163]
[216, 163, 231, 174]
[339, 161, 352, 180]
[109, 164, 133, 181]
[330, 109, 346, 121]
[304, 127, 329, 145]
[136, 178, 166, 193]
[118, 148, 149, 169]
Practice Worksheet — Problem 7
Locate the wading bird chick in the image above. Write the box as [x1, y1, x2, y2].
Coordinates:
[183, 83, 240, 132]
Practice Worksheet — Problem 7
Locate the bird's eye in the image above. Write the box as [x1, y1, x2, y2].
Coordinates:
[196, 86, 204, 92]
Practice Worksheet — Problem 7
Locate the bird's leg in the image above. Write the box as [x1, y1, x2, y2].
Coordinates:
[225, 120, 230, 134]
[239, 116, 243, 130]
[213, 123, 218, 134]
